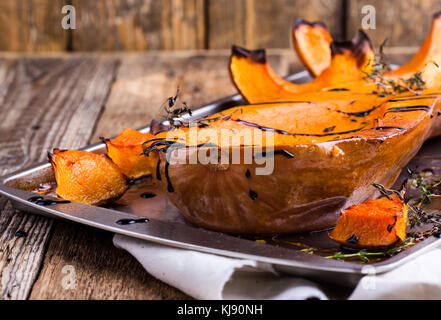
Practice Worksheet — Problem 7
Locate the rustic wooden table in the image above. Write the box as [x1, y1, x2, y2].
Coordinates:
[0, 49, 415, 299]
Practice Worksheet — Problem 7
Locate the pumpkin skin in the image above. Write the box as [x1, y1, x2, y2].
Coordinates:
[329, 194, 407, 249]
[293, 19, 332, 77]
[49, 149, 128, 205]
[144, 87, 441, 234]
[103, 128, 155, 179]
[230, 30, 374, 103]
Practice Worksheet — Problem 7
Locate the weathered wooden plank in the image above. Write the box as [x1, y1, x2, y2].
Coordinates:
[29, 221, 191, 300]
[71, 0, 206, 51]
[0, 0, 69, 51]
[347, 0, 441, 47]
[0, 55, 118, 299]
[207, 0, 344, 49]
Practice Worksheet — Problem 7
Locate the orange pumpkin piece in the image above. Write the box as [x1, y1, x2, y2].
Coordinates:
[229, 30, 374, 103]
[294, 13, 441, 88]
[329, 194, 408, 249]
[103, 128, 154, 179]
[293, 19, 332, 77]
[48, 149, 128, 205]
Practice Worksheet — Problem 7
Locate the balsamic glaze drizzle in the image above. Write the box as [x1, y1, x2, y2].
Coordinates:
[346, 234, 359, 244]
[233, 119, 364, 137]
[165, 160, 174, 193]
[375, 126, 405, 131]
[156, 158, 162, 181]
[334, 104, 381, 117]
[323, 126, 336, 133]
[249, 190, 258, 200]
[327, 88, 350, 92]
[28, 196, 70, 206]
[116, 218, 149, 225]
[383, 105, 431, 116]
[140, 192, 156, 199]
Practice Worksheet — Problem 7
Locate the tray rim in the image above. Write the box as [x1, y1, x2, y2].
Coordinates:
[1, 68, 439, 282]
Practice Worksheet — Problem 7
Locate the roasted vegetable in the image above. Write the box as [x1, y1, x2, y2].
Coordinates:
[143, 83, 441, 233]
[230, 30, 374, 103]
[329, 194, 408, 249]
[48, 149, 128, 205]
[293, 13, 441, 88]
[103, 128, 155, 179]
[293, 19, 332, 77]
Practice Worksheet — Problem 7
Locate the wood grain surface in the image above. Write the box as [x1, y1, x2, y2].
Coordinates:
[0, 0, 69, 51]
[71, 0, 206, 51]
[207, 0, 344, 49]
[0, 0, 438, 51]
[0, 55, 118, 299]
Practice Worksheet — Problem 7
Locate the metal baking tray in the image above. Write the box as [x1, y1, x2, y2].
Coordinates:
[1, 70, 441, 287]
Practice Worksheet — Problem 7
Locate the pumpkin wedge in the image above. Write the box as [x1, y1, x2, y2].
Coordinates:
[329, 193, 407, 249]
[230, 30, 374, 103]
[103, 128, 155, 179]
[49, 149, 128, 205]
[294, 13, 441, 88]
[293, 19, 333, 77]
[143, 86, 441, 234]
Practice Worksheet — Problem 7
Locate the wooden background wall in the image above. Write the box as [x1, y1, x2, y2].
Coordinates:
[0, 0, 440, 51]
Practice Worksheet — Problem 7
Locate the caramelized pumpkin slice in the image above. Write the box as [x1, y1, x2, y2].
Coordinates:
[103, 128, 154, 179]
[293, 19, 332, 77]
[49, 149, 128, 205]
[143, 85, 441, 234]
[329, 194, 408, 249]
[230, 30, 374, 103]
[294, 13, 441, 86]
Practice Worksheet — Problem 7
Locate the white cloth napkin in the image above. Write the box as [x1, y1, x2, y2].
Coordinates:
[113, 234, 441, 300]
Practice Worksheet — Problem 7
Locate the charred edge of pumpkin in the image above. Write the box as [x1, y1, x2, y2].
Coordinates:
[330, 29, 373, 67]
[47, 151, 54, 166]
[434, 11, 441, 20]
[99, 136, 110, 153]
[293, 18, 328, 31]
[231, 45, 267, 64]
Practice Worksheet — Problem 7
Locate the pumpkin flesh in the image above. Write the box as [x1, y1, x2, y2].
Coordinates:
[49, 149, 128, 205]
[104, 128, 154, 179]
[230, 31, 374, 104]
[293, 19, 333, 77]
[329, 194, 407, 249]
[144, 88, 441, 234]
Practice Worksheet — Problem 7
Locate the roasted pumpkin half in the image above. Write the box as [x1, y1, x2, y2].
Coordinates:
[230, 30, 374, 103]
[329, 193, 407, 249]
[293, 18, 332, 77]
[48, 149, 128, 205]
[103, 128, 154, 179]
[143, 83, 441, 234]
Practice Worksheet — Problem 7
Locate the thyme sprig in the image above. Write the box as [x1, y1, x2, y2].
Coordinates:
[326, 238, 416, 262]
[407, 171, 441, 228]
[364, 39, 428, 97]
[158, 88, 193, 127]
